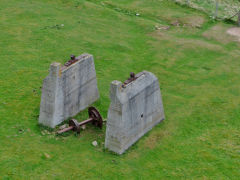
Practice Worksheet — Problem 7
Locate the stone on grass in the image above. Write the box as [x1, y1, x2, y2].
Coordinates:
[81, 125, 86, 130]
[92, 141, 98, 147]
[44, 153, 51, 159]
[59, 124, 68, 130]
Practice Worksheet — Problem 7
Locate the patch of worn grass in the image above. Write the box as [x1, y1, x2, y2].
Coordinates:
[203, 23, 238, 43]
[0, 0, 240, 179]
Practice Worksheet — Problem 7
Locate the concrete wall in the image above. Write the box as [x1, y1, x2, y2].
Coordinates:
[105, 71, 165, 154]
[39, 53, 99, 128]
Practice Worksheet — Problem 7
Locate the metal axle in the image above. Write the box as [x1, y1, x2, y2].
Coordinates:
[57, 107, 103, 134]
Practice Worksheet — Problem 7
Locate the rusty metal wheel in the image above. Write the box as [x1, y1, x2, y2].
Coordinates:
[88, 107, 103, 129]
[69, 119, 80, 133]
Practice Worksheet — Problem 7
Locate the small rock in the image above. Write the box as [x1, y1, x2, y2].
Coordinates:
[136, 13, 140, 16]
[195, 24, 201, 28]
[155, 25, 160, 30]
[61, 24, 64, 27]
[59, 124, 68, 130]
[171, 20, 181, 26]
[18, 129, 24, 133]
[45, 130, 51, 135]
[81, 125, 86, 130]
[155, 25, 170, 30]
[44, 153, 51, 159]
[92, 141, 98, 147]
[162, 26, 170, 30]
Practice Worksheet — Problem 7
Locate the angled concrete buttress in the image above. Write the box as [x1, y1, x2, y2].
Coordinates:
[105, 71, 165, 154]
[39, 53, 99, 128]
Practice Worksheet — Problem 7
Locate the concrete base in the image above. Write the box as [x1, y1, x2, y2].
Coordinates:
[105, 71, 165, 154]
[39, 53, 99, 128]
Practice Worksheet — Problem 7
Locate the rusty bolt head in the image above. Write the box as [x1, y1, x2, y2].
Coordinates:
[70, 55, 75, 60]
[130, 72, 135, 78]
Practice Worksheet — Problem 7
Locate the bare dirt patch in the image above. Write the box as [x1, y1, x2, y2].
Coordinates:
[168, 16, 205, 28]
[181, 16, 205, 28]
[151, 30, 223, 52]
[227, 27, 240, 42]
[202, 24, 237, 44]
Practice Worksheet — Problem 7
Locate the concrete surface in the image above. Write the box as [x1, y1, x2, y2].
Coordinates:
[39, 53, 99, 128]
[105, 71, 165, 154]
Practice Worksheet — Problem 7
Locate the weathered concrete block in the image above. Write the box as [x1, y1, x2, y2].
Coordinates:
[105, 71, 165, 154]
[39, 53, 99, 128]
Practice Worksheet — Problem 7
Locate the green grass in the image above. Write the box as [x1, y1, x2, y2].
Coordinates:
[0, 0, 240, 179]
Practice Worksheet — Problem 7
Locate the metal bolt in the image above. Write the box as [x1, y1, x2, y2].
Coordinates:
[130, 72, 135, 78]
[70, 55, 75, 60]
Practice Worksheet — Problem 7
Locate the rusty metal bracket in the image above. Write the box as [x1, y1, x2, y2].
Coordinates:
[62, 54, 89, 70]
[63, 55, 79, 67]
[57, 107, 103, 134]
[122, 72, 144, 88]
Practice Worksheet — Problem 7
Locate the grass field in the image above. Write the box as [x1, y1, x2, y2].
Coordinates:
[0, 0, 240, 179]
